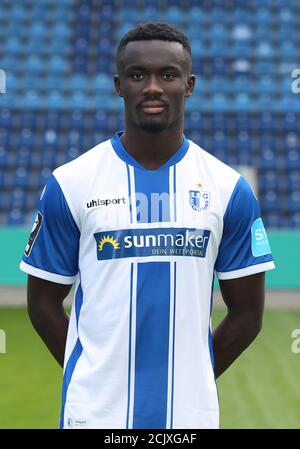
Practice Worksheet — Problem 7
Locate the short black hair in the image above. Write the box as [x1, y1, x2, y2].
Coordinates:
[117, 22, 192, 61]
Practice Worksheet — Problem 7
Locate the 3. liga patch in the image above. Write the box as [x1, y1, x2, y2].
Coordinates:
[24, 211, 43, 257]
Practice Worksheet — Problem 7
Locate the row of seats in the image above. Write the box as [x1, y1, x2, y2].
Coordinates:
[2, 110, 298, 130]
[2, 59, 298, 79]
[2, 5, 300, 22]
[2, 93, 299, 112]
[1, 128, 299, 150]
[7, 79, 299, 96]
[0, 43, 298, 59]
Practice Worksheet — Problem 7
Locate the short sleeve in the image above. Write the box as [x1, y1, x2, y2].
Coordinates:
[215, 176, 275, 280]
[20, 174, 80, 284]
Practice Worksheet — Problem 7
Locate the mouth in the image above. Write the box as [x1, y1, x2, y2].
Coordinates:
[140, 102, 167, 115]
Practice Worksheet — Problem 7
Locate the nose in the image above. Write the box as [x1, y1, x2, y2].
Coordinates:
[142, 75, 164, 96]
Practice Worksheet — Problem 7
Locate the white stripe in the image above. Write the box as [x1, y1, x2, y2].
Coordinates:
[128, 262, 137, 429]
[169, 166, 175, 223]
[129, 165, 137, 224]
[216, 261, 275, 280]
[166, 261, 175, 429]
[20, 260, 77, 284]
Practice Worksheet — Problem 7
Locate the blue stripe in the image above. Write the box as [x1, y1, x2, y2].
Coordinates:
[170, 262, 177, 429]
[126, 264, 134, 429]
[134, 169, 170, 223]
[173, 165, 177, 222]
[59, 283, 83, 428]
[208, 278, 215, 371]
[133, 262, 171, 429]
[126, 164, 133, 224]
[75, 283, 83, 328]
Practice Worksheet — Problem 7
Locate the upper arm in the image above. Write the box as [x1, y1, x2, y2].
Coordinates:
[219, 272, 265, 321]
[215, 176, 275, 280]
[27, 275, 72, 313]
[20, 174, 80, 285]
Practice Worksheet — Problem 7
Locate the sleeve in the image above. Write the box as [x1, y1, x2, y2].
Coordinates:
[20, 174, 80, 284]
[215, 176, 275, 280]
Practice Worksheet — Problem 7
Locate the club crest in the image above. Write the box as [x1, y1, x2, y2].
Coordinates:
[189, 190, 210, 212]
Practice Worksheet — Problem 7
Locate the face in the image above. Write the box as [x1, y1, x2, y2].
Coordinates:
[114, 40, 196, 133]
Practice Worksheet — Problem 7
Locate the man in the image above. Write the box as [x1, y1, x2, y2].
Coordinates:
[20, 22, 275, 429]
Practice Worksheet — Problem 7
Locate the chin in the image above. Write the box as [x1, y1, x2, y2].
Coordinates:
[140, 120, 168, 133]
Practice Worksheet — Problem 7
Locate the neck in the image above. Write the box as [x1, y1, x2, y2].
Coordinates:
[121, 120, 184, 170]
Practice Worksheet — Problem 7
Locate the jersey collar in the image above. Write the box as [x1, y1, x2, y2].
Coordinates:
[111, 131, 190, 171]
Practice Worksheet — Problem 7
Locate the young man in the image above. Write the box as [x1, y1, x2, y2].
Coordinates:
[20, 23, 275, 429]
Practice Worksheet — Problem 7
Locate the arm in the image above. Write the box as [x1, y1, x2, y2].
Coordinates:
[212, 272, 265, 378]
[27, 274, 73, 367]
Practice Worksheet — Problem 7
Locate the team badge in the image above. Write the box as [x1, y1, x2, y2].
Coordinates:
[24, 211, 43, 257]
[189, 190, 210, 212]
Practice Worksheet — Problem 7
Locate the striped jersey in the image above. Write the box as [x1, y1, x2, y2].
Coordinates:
[20, 131, 275, 429]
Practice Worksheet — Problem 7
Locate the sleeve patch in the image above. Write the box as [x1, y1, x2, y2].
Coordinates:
[251, 218, 271, 257]
[24, 211, 43, 257]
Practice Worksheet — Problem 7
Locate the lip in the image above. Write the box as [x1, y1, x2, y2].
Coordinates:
[141, 106, 166, 114]
[140, 103, 167, 114]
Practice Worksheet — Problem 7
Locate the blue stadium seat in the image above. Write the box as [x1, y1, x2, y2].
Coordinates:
[256, 41, 274, 58]
[286, 150, 300, 169]
[263, 213, 283, 229]
[163, 7, 184, 25]
[48, 55, 68, 73]
[118, 8, 141, 22]
[260, 190, 281, 212]
[45, 91, 65, 110]
[287, 170, 300, 191]
[234, 93, 252, 112]
[232, 42, 252, 58]
[68, 110, 85, 129]
[287, 191, 300, 212]
[211, 93, 230, 112]
[0, 109, 13, 128]
[232, 58, 252, 75]
[282, 113, 298, 131]
[67, 92, 89, 110]
[7, 209, 24, 226]
[256, 7, 272, 23]
[209, 40, 229, 57]
[289, 213, 300, 228]
[187, 7, 206, 23]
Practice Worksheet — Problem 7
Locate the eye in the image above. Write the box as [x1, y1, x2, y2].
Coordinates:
[130, 73, 144, 80]
[163, 73, 176, 80]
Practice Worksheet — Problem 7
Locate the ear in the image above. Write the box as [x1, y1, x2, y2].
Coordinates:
[114, 75, 123, 97]
[185, 74, 196, 97]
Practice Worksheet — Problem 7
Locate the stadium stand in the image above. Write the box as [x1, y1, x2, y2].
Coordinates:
[0, 0, 299, 228]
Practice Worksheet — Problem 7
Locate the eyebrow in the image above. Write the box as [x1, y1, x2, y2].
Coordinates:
[124, 64, 183, 72]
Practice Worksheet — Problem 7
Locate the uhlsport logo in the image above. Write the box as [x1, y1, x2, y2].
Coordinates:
[189, 190, 210, 211]
[86, 197, 126, 209]
[94, 227, 211, 261]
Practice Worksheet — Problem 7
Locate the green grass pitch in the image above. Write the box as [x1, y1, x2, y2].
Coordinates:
[0, 307, 300, 428]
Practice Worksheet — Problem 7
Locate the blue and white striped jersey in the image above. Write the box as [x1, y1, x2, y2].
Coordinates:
[20, 132, 275, 429]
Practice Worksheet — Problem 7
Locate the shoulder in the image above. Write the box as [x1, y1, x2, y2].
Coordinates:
[186, 139, 243, 214]
[53, 138, 112, 186]
[188, 139, 241, 184]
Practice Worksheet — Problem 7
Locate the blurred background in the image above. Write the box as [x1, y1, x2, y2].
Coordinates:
[0, 0, 299, 429]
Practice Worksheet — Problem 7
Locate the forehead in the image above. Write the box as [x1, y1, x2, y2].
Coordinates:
[119, 40, 190, 71]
